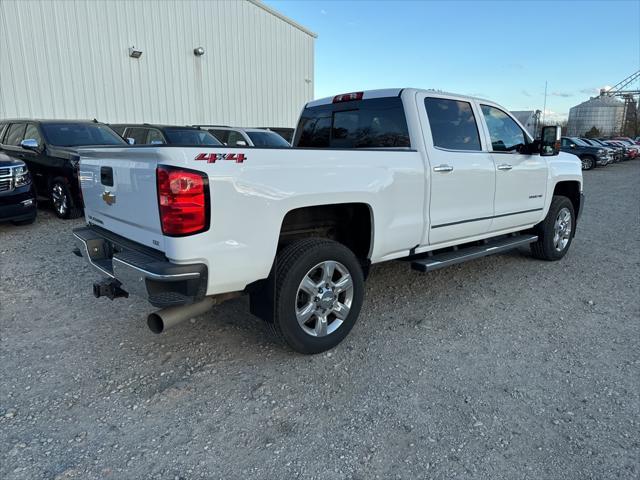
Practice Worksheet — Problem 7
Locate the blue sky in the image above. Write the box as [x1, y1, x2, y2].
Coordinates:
[266, 0, 640, 121]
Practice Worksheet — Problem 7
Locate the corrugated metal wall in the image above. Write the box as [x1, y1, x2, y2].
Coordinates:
[0, 0, 315, 127]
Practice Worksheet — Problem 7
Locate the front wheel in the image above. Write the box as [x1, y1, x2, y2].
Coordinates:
[580, 156, 595, 170]
[51, 180, 82, 219]
[272, 238, 365, 354]
[530, 196, 575, 261]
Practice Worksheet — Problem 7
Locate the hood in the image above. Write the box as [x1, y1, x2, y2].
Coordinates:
[45, 145, 81, 160]
[0, 152, 26, 168]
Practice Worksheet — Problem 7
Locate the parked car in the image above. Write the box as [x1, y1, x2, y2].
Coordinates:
[560, 137, 610, 169]
[73, 88, 582, 354]
[580, 138, 621, 162]
[198, 126, 291, 147]
[259, 127, 295, 143]
[110, 124, 222, 146]
[0, 153, 37, 225]
[602, 140, 634, 160]
[0, 120, 127, 218]
[612, 138, 639, 158]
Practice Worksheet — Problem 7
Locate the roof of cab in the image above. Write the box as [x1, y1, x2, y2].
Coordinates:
[304, 88, 495, 108]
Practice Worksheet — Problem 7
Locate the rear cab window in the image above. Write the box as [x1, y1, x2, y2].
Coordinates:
[293, 96, 411, 149]
[424, 97, 481, 151]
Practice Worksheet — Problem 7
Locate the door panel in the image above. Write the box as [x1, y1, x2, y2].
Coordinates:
[479, 104, 548, 231]
[419, 94, 496, 245]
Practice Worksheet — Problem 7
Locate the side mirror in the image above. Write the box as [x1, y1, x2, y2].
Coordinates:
[21, 138, 40, 151]
[235, 140, 247, 146]
[570, 143, 576, 149]
[540, 126, 561, 156]
[126, 137, 135, 145]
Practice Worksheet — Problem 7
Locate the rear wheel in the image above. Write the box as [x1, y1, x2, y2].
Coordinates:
[51, 180, 82, 219]
[531, 196, 575, 261]
[580, 156, 595, 170]
[272, 238, 365, 354]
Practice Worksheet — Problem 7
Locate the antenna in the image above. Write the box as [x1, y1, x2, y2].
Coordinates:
[542, 81, 548, 126]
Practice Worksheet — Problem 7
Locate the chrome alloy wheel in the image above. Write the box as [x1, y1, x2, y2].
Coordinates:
[52, 183, 68, 216]
[295, 260, 354, 337]
[553, 207, 572, 252]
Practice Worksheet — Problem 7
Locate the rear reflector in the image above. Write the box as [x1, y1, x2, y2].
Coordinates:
[332, 92, 364, 103]
[157, 165, 209, 237]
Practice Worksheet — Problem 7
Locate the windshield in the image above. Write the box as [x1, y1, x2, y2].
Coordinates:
[164, 129, 221, 145]
[571, 138, 590, 147]
[41, 123, 126, 147]
[247, 131, 290, 147]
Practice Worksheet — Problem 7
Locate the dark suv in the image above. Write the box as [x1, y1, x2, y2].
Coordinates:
[0, 153, 37, 225]
[560, 136, 610, 170]
[110, 124, 222, 146]
[0, 120, 126, 218]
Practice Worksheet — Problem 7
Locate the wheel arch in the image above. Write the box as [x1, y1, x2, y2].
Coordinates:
[553, 180, 581, 219]
[277, 202, 374, 261]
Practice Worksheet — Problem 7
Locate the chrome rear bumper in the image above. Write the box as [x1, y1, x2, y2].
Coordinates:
[73, 226, 207, 308]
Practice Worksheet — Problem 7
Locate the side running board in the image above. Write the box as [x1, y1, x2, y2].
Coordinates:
[411, 234, 538, 273]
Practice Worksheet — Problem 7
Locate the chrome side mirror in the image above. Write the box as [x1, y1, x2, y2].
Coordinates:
[21, 138, 40, 151]
[235, 140, 247, 146]
[126, 137, 135, 145]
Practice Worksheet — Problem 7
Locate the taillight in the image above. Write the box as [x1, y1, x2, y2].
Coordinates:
[156, 165, 209, 236]
[332, 92, 363, 103]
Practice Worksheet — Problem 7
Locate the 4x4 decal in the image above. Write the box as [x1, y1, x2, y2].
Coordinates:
[195, 153, 246, 164]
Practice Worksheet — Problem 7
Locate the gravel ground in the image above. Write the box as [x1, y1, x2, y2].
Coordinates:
[1, 161, 639, 480]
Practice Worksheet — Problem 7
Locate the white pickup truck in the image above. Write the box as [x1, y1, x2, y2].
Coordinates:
[73, 88, 583, 354]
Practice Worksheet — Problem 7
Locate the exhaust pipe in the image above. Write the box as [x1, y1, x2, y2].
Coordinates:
[147, 293, 240, 334]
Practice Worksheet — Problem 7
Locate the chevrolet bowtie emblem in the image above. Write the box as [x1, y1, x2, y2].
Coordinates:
[102, 190, 116, 206]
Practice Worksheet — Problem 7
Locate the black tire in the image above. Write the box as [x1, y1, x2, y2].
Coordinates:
[50, 179, 82, 219]
[531, 196, 575, 261]
[272, 238, 365, 354]
[580, 156, 595, 170]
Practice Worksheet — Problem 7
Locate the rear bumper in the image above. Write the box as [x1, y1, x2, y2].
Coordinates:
[73, 226, 208, 308]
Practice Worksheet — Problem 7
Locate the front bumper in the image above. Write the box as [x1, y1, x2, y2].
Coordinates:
[73, 226, 208, 308]
[0, 185, 37, 223]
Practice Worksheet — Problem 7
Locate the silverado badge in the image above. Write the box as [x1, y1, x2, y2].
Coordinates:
[102, 190, 116, 206]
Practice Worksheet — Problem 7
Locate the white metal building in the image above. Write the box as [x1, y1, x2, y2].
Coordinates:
[0, 0, 315, 128]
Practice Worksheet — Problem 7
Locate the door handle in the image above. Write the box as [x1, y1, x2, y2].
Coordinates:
[433, 164, 454, 173]
[497, 164, 513, 171]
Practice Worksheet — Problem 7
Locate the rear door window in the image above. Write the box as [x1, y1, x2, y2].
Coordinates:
[5, 123, 26, 146]
[294, 97, 411, 148]
[424, 98, 481, 151]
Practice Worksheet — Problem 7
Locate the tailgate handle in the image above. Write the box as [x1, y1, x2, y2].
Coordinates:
[100, 166, 114, 186]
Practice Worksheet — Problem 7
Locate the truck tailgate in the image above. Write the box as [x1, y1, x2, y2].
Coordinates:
[79, 148, 164, 251]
